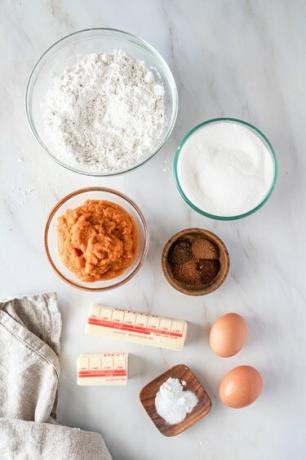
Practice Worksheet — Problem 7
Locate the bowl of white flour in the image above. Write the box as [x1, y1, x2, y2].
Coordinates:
[174, 118, 278, 220]
[26, 28, 178, 176]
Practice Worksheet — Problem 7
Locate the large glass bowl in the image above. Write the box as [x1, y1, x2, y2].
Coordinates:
[174, 118, 278, 220]
[26, 28, 178, 176]
[44, 187, 149, 291]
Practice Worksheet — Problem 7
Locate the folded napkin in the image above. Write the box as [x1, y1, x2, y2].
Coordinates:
[0, 292, 112, 460]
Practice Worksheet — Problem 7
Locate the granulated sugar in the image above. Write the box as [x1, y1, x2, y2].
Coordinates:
[177, 121, 275, 217]
[44, 50, 165, 172]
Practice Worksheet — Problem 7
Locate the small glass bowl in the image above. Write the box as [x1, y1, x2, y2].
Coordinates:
[44, 187, 149, 291]
[174, 118, 278, 220]
[26, 28, 178, 176]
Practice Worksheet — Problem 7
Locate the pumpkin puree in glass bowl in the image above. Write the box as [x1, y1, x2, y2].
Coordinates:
[57, 199, 138, 282]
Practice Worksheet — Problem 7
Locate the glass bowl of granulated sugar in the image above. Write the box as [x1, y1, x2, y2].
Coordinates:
[174, 118, 278, 220]
[26, 28, 178, 176]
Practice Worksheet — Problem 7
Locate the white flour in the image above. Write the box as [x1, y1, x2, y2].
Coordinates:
[155, 378, 198, 425]
[44, 50, 165, 172]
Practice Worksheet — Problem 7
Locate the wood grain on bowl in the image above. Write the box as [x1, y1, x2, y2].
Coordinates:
[140, 364, 212, 436]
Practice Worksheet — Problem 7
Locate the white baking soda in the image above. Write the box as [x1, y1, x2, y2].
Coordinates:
[177, 121, 275, 217]
[155, 378, 198, 425]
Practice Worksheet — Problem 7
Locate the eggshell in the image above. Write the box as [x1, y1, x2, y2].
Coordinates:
[219, 365, 263, 408]
[209, 313, 247, 357]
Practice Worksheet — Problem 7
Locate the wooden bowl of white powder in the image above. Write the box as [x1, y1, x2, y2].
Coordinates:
[174, 118, 278, 220]
[26, 28, 178, 176]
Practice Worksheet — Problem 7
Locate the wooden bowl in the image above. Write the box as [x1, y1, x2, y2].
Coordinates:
[161, 228, 230, 296]
[140, 364, 212, 436]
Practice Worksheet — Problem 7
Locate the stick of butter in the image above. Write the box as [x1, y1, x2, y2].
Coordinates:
[86, 305, 187, 351]
[77, 352, 128, 386]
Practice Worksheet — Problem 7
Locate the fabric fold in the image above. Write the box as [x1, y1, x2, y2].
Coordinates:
[0, 292, 112, 460]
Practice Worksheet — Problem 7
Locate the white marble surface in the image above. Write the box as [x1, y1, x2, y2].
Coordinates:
[1, 1, 306, 459]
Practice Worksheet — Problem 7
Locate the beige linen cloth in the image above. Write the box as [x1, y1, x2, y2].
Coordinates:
[0, 292, 112, 460]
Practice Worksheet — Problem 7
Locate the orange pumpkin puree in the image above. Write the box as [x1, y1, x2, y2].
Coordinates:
[57, 200, 138, 282]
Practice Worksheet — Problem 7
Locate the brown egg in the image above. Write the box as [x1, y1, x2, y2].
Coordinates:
[219, 365, 263, 408]
[209, 313, 247, 357]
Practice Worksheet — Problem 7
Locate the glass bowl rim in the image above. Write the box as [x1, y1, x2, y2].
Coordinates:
[26, 27, 179, 177]
[44, 186, 150, 291]
[173, 117, 278, 221]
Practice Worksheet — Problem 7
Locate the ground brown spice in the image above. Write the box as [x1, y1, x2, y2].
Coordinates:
[192, 238, 219, 259]
[169, 238, 192, 265]
[173, 259, 202, 285]
[197, 259, 220, 284]
[168, 234, 220, 287]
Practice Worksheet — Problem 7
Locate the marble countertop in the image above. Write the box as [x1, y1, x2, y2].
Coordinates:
[1, 1, 305, 459]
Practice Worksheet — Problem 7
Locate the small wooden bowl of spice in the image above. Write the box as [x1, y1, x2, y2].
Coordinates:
[161, 228, 230, 296]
